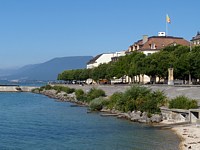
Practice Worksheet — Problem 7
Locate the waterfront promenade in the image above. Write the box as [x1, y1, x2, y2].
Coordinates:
[60, 84, 200, 103]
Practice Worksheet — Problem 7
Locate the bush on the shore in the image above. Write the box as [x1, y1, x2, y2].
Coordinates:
[86, 88, 106, 102]
[52, 85, 75, 94]
[75, 88, 106, 103]
[169, 95, 198, 109]
[105, 85, 167, 114]
[44, 84, 52, 90]
[75, 89, 87, 101]
[89, 97, 108, 111]
[36, 85, 75, 94]
[106, 92, 124, 110]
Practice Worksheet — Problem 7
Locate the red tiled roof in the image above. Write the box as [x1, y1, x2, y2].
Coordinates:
[128, 36, 190, 52]
[140, 36, 190, 50]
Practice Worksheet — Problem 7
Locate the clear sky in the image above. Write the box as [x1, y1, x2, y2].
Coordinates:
[0, 0, 199, 68]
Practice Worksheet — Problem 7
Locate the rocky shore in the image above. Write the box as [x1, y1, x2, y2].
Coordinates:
[33, 85, 200, 150]
[34, 89, 163, 123]
[35, 89, 88, 106]
[101, 108, 162, 123]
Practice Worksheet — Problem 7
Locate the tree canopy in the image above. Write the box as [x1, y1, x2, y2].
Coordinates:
[58, 45, 200, 84]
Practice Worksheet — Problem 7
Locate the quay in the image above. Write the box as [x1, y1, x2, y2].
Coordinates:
[0, 85, 37, 92]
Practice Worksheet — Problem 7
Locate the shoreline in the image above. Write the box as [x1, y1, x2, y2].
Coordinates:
[172, 124, 200, 150]
[33, 85, 200, 150]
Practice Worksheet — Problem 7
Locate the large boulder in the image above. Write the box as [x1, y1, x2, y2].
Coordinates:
[138, 112, 151, 123]
[151, 114, 162, 123]
[130, 111, 141, 122]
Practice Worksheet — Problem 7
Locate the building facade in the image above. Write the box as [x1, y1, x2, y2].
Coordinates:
[86, 51, 126, 69]
[191, 31, 200, 46]
[127, 33, 190, 55]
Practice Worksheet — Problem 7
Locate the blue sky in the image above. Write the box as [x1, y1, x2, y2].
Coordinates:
[0, 0, 199, 68]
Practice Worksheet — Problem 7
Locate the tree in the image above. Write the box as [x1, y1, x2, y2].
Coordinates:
[190, 46, 200, 79]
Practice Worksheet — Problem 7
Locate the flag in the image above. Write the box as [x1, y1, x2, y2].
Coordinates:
[166, 14, 171, 23]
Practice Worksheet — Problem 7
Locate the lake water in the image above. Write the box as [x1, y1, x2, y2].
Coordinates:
[0, 92, 180, 150]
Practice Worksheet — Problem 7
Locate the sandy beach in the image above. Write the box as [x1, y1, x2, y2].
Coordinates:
[172, 124, 200, 150]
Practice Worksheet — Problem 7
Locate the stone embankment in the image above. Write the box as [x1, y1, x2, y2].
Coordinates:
[34, 89, 88, 106]
[101, 108, 162, 123]
[0, 85, 37, 92]
[34, 88, 162, 123]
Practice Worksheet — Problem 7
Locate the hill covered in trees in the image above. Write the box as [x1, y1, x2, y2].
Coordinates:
[3, 56, 92, 80]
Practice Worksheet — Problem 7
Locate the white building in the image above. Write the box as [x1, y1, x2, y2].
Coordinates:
[87, 51, 126, 69]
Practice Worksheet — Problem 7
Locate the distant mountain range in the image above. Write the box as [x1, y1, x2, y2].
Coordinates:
[0, 56, 92, 80]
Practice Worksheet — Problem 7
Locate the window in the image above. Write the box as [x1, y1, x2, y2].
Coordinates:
[150, 43, 156, 49]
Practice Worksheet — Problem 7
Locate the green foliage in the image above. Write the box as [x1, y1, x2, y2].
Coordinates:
[74, 88, 106, 103]
[190, 46, 200, 79]
[37, 85, 52, 92]
[75, 89, 87, 101]
[89, 97, 108, 111]
[38, 85, 75, 94]
[32, 88, 40, 93]
[57, 45, 200, 84]
[91, 63, 109, 82]
[169, 96, 198, 109]
[134, 90, 166, 114]
[44, 84, 52, 90]
[86, 88, 106, 102]
[124, 85, 151, 100]
[105, 85, 167, 114]
[106, 92, 124, 109]
[52, 85, 75, 94]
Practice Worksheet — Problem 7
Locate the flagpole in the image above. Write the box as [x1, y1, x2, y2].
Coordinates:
[166, 17, 167, 36]
[166, 14, 168, 36]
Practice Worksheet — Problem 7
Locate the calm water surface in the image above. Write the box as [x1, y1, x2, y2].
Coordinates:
[0, 92, 180, 150]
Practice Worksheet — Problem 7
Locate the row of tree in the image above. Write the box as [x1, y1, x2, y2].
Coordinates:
[58, 45, 200, 84]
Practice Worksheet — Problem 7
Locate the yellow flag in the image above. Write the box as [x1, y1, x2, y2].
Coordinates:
[166, 14, 171, 23]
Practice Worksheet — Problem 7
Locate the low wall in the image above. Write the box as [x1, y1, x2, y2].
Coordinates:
[0, 86, 37, 92]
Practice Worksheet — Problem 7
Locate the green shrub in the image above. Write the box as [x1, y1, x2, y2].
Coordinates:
[115, 85, 152, 112]
[139, 90, 167, 114]
[107, 86, 166, 113]
[86, 88, 106, 102]
[32, 88, 40, 93]
[123, 85, 151, 101]
[106, 92, 123, 109]
[38, 85, 52, 92]
[44, 84, 53, 90]
[169, 96, 198, 109]
[75, 89, 87, 101]
[89, 97, 108, 111]
[52, 85, 75, 94]
[67, 88, 75, 94]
